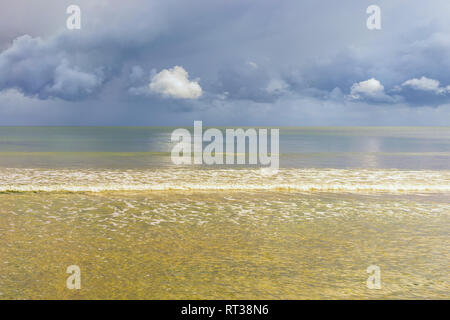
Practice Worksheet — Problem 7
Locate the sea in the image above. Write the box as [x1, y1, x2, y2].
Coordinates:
[0, 126, 448, 299]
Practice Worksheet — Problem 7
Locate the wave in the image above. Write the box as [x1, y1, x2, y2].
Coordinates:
[0, 168, 449, 193]
[1, 183, 450, 193]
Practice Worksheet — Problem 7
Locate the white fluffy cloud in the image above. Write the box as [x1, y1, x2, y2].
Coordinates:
[402, 76, 449, 94]
[349, 78, 385, 99]
[149, 66, 202, 99]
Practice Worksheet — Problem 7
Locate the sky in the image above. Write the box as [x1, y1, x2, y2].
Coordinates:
[0, 0, 450, 126]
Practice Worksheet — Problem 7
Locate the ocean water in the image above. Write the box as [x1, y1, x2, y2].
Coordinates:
[0, 127, 449, 299]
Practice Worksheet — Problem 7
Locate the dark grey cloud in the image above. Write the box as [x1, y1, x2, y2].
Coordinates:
[0, 34, 105, 100]
[0, 0, 450, 125]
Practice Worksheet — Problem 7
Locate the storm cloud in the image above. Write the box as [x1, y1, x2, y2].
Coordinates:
[0, 0, 450, 125]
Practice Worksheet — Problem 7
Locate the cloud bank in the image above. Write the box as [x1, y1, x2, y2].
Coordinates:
[0, 0, 450, 125]
[0, 35, 103, 100]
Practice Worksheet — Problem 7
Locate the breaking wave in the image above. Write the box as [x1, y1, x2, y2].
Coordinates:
[0, 168, 449, 193]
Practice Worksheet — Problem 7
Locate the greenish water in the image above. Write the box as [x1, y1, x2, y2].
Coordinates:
[0, 126, 449, 169]
[0, 127, 449, 299]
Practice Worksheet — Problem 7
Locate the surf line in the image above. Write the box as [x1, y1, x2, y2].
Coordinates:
[170, 121, 279, 172]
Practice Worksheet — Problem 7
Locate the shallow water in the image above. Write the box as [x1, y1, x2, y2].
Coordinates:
[0, 191, 448, 299]
[0, 127, 449, 299]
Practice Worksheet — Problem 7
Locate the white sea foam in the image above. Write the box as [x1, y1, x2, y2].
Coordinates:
[0, 168, 449, 193]
[1, 183, 449, 193]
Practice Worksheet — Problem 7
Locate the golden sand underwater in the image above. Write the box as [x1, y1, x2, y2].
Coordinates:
[0, 167, 449, 299]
